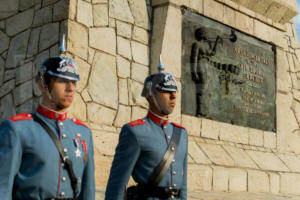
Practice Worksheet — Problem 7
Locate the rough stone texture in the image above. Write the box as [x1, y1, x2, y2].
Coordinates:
[246, 150, 289, 172]
[93, 4, 108, 27]
[117, 36, 132, 60]
[280, 173, 300, 195]
[0, 94, 16, 120]
[269, 172, 280, 194]
[118, 78, 128, 105]
[131, 41, 149, 66]
[0, 57, 4, 85]
[16, 99, 34, 114]
[68, 21, 88, 60]
[201, 118, 219, 139]
[89, 28, 116, 55]
[235, 11, 254, 35]
[0, 79, 15, 98]
[223, 5, 236, 27]
[68, 92, 87, 121]
[181, 114, 201, 137]
[33, 6, 52, 27]
[190, 0, 203, 13]
[203, 0, 223, 22]
[87, 103, 117, 125]
[109, 18, 116, 28]
[6, 8, 34, 37]
[189, 141, 212, 164]
[277, 154, 300, 172]
[188, 164, 212, 191]
[27, 27, 41, 58]
[133, 26, 148, 44]
[158, 6, 182, 78]
[131, 62, 148, 83]
[248, 170, 269, 193]
[42, 0, 59, 7]
[53, 0, 69, 21]
[4, 69, 15, 82]
[13, 80, 32, 106]
[248, 128, 264, 146]
[74, 57, 91, 93]
[94, 153, 113, 190]
[128, 79, 148, 108]
[81, 89, 92, 102]
[69, 0, 77, 20]
[16, 62, 33, 85]
[212, 166, 229, 192]
[6, 30, 30, 69]
[89, 52, 118, 109]
[19, 0, 36, 11]
[50, 44, 59, 57]
[116, 20, 131, 39]
[277, 93, 299, 153]
[0, 31, 9, 54]
[222, 145, 258, 169]
[128, 0, 149, 29]
[0, 0, 19, 19]
[77, 0, 93, 27]
[116, 55, 130, 78]
[131, 106, 147, 120]
[109, 0, 134, 23]
[93, 130, 118, 156]
[219, 123, 248, 144]
[199, 143, 235, 166]
[228, 168, 247, 192]
[39, 23, 59, 52]
[114, 105, 131, 127]
[264, 131, 276, 149]
[88, 48, 95, 65]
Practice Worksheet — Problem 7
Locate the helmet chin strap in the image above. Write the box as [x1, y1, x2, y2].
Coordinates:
[150, 89, 168, 116]
[41, 78, 61, 110]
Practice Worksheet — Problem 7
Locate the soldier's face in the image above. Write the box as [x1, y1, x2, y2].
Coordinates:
[41, 77, 77, 112]
[154, 90, 177, 115]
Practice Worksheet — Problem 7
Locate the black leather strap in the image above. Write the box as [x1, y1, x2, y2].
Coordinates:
[147, 126, 182, 187]
[33, 114, 78, 200]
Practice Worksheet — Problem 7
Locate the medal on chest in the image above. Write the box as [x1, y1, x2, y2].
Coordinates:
[73, 134, 82, 158]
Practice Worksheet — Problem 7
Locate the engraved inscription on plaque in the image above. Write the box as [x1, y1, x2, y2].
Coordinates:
[181, 10, 276, 132]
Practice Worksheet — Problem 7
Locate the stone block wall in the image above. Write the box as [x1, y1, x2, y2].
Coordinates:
[0, 0, 69, 120]
[1, 0, 300, 199]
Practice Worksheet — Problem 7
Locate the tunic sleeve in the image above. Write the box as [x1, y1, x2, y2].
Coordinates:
[0, 120, 22, 200]
[180, 133, 188, 200]
[105, 125, 141, 200]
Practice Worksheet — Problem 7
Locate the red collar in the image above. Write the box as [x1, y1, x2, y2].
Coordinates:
[37, 105, 68, 121]
[147, 111, 168, 126]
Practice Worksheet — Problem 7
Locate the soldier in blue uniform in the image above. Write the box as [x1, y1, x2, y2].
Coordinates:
[0, 55, 95, 200]
[105, 70, 188, 200]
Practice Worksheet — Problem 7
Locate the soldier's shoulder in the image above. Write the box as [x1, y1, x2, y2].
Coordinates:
[171, 122, 185, 130]
[70, 117, 89, 129]
[127, 119, 146, 127]
[9, 113, 33, 122]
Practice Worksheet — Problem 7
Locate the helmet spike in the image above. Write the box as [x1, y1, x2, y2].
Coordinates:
[158, 55, 164, 72]
[58, 34, 66, 54]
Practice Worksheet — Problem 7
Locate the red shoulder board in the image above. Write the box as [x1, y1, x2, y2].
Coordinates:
[171, 122, 185, 129]
[71, 118, 88, 128]
[128, 119, 146, 127]
[9, 113, 32, 122]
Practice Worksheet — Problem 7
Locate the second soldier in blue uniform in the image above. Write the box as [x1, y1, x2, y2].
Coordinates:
[0, 55, 95, 200]
[105, 70, 188, 200]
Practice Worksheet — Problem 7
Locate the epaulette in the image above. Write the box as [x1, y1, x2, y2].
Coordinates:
[9, 113, 32, 122]
[71, 117, 89, 128]
[171, 122, 185, 129]
[128, 119, 146, 127]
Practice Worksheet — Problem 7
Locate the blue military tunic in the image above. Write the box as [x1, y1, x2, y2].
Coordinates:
[0, 105, 95, 200]
[105, 111, 188, 200]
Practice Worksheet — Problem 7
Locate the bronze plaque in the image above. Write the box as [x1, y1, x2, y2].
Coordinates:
[181, 10, 276, 132]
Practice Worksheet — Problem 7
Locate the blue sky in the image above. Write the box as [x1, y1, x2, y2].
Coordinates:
[294, 0, 300, 39]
